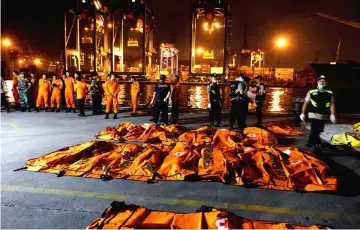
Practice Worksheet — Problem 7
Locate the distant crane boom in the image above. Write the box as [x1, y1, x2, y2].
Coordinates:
[314, 12, 360, 29]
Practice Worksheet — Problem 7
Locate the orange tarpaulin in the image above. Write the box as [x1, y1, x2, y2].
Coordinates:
[95, 123, 187, 143]
[21, 140, 337, 191]
[262, 122, 304, 136]
[86, 201, 330, 229]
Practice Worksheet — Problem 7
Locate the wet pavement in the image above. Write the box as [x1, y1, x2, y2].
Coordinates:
[1, 110, 360, 228]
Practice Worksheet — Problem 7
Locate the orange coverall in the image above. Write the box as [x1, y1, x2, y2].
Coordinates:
[36, 79, 51, 108]
[65, 77, 76, 108]
[12, 76, 20, 104]
[51, 79, 63, 109]
[131, 81, 140, 113]
[105, 80, 120, 113]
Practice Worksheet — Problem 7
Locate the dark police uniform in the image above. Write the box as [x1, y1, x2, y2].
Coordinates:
[207, 82, 221, 125]
[229, 80, 240, 129]
[153, 81, 170, 125]
[255, 82, 266, 126]
[90, 80, 103, 115]
[238, 81, 249, 130]
[306, 88, 334, 146]
[18, 78, 31, 111]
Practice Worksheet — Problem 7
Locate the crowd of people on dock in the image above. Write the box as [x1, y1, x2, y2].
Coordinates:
[1, 71, 336, 148]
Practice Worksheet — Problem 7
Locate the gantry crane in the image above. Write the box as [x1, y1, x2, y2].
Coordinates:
[314, 12, 360, 29]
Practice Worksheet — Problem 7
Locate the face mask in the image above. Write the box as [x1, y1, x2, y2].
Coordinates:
[239, 78, 244, 83]
[318, 84, 326, 90]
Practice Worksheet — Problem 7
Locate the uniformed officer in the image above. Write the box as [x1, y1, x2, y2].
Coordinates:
[229, 75, 241, 129]
[90, 73, 103, 115]
[170, 75, 181, 124]
[255, 75, 266, 127]
[300, 75, 336, 148]
[233, 74, 249, 130]
[150, 74, 171, 125]
[207, 74, 222, 127]
[17, 72, 32, 112]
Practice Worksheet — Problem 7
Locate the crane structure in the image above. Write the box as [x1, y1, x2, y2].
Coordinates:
[314, 12, 360, 29]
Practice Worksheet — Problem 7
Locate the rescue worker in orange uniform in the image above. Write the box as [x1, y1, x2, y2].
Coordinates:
[130, 76, 140, 115]
[105, 73, 120, 119]
[64, 71, 77, 113]
[74, 75, 88, 117]
[36, 74, 51, 112]
[12, 70, 21, 108]
[50, 74, 63, 112]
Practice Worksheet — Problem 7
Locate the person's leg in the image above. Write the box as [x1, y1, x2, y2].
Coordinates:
[214, 102, 221, 125]
[44, 93, 50, 111]
[50, 92, 56, 111]
[131, 94, 137, 114]
[105, 95, 113, 118]
[162, 102, 169, 125]
[243, 101, 249, 128]
[24, 93, 30, 111]
[96, 95, 102, 113]
[92, 95, 97, 115]
[113, 97, 118, 119]
[229, 100, 236, 128]
[209, 102, 216, 125]
[172, 101, 179, 124]
[256, 102, 263, 126]
[80, 98, 85, 116]
[56, 91, 61, 111]
[153, 102, 161, 124]
[1, 93, 9, 111]
[308, 119, 318, 146]
[237, 100, 245, 130]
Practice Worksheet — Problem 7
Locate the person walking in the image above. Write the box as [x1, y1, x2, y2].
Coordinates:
[300, 75, 336, 148]
[130, 76, 140, 115]
[207, 74, 222, 127]
[90, 74, 103, 115]
[74, 76, 87, 117]
[104, 73, 120, 119]
[64, 71, 77, 113]
[36, 74, 51, 112]
[150, 74, 171, 125]
[1, 76, 10, 112]
[171, 75, 181, 124]
[50, 74, 63, 112]
[17, 72, 32, 112]
[255, 75, 266, 127]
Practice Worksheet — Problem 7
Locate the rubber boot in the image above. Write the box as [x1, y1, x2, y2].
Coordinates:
[105, 113, 109, 119]
[113, 113, 118, 119]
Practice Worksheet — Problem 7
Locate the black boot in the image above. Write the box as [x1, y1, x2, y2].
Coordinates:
[51, 108, 55, 112]
[27, 108, 31, 112]
[73, 108, 77, 113]
[65, 108, 71, 113]
[56, 108, 60, 113]
[45, 107, 49, 112]
[105, 113, 109, 119]
[209, 122, 215, 127]
[113, 113, 118, 119]
[35, 107, 40, 112]
[21, 108, 26, 112]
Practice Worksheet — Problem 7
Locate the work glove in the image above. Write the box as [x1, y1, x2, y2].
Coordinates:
[208, 103, 211, 109]
[300, 113, 305, 121]
[330, 114, 336, 124]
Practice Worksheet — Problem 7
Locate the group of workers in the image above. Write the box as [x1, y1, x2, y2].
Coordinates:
[1, 70, 336, 149]
[206, 73, 265, 129]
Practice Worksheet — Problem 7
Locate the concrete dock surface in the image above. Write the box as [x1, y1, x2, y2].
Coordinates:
[1, 110, 360, 228]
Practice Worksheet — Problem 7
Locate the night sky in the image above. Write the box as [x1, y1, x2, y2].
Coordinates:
[2, 0, 360, 69]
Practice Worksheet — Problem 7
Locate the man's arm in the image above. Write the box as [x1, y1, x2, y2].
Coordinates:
[150, 92, 156, 104]
[330, 95, 335, 115]
[164, 86, 171, 101]
[26, 81, 32, 91]
[301, 92, 310, 114]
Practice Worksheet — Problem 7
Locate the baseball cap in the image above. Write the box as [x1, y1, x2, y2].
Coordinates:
[318, 75, 326, 80]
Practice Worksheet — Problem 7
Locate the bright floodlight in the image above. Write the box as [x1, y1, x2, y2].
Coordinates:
[34, 59, 41, 65]
[2, 39, 11, 47]
[197, 48, 203, 54]
[276, 38, 287, 48]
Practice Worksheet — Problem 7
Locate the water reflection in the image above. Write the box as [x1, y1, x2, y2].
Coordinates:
[268, 88, 285, 112]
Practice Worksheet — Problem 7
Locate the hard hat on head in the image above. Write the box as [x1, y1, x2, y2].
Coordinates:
[318, 75, 326, 80]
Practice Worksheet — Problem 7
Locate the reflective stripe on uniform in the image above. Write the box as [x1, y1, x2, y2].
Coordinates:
[310, 99, 317, 107]
[326, 102, 331, 107]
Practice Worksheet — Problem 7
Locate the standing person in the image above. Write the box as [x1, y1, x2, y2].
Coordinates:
[229, 75, 241, 129]
[60, 74, 66, 109]
[236, 74, 249, 130]
[12, 70, 20, 108]
[130, 76, 140, 115]
[64, 71, 76, 113]
[17, 72, 32, 112]
[50, 74, 63, 112]
[36, 74, 51, 112]
[1, 76, 10, 112]
[90, 74, 103, 115]
[255, 75, 266, 127]
[29, 72, 38, 108]
[150, 74, 170, 125]
[171, 75, 181, 124]
[300, 75, 336, 148]
[104, 73, 120, 119]
[74, 76, 87, 117]
[207, 74, 222, 127]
